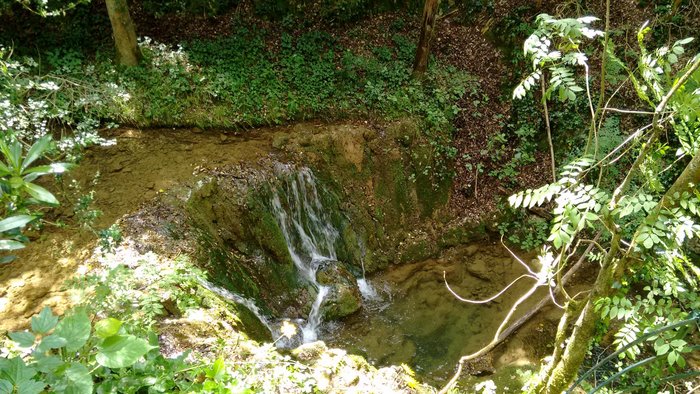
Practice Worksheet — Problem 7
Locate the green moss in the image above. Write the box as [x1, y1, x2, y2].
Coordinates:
[373, 149, 413, 232]
[248, 197, 294, 267]
[438, 222, 488, 249]
[397, 239, 435, 264]
[229, 302, 274, 343]
[411, 142, 451, 218]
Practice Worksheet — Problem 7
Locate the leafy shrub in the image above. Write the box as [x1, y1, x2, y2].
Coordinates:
[141, 0, 238, 17]
[497, 211, 550, 251]
[1, 306, 259, 393]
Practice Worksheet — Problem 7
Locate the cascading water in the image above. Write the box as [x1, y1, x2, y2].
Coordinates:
[270, 167, 340, 342]
[356, 239, 380, 302]
[198, 278, 274, 335]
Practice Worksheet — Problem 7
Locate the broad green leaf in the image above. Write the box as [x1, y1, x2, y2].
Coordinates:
[0, 255, 16, 264]
[21, 136, 51, 172]
[96, 335, 156, 369]
[94, 318, 122, 339]
[3, 141, 22, 170]
[34, 356, 63, 374]
[24, 183, 58, 205]
[8, 331, 35, 348]
[31, 307, 58, 334]
[0, 160, 10, 176]
[0, 380, 11, 394]
[54, 310, 91, 352]
[0, 215, 35, 233]
[61, 363, 93, 394]
[670, 339, 686, 348]
[9, 176, 24, 189]
[0, 357, 36, 385]
[206, 357, 225, 381]
[0, 240, 25, 251]
[677, 355, 686, 368]
[668, 350, 678, 366]
[655, 341, 670, 355]
[23, 163, 73, 182]
[15, 379, 45, 394]
[37, 335, 68, 352]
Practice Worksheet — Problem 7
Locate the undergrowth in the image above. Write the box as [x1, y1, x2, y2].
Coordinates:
[6, 25, 473, 182]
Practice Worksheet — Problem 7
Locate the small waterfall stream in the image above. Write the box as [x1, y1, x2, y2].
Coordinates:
[270, 167, 340, 342]
[198, 278, 274, 335]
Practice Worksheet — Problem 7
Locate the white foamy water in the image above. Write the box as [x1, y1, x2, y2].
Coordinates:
[357, 278, 380, 301]
[271, 167, 340, 342]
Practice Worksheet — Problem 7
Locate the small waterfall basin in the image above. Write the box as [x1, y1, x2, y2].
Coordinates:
[321, 243, 549, 386]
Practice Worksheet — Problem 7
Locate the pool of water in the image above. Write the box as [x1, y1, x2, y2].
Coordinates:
[323, 242, 545, 386]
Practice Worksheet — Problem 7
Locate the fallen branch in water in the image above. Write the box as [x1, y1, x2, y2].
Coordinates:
[438, 240, 596, 394]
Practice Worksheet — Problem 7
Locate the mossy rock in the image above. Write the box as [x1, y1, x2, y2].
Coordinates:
[316, 262, 362, 320]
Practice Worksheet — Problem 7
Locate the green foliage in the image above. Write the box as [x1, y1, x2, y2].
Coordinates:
[0, 0, 90, 17]
[514, 14, 603, 102]
[70, 257, 205, 330]
[91, 28, 470, 180]
[487, 123, 538, 183]
[497, 212, 550, 251]
[1, 307, 160, 394]
[0, 135, 73, 256]
[0, 305, 281, 393]
[251, 0, 416, 23]
[88, 28, 471, 139]
[508, 17, 700, 391]
[141, 0, 237, 17]
[52, 251, 323, 393]
[0, 46, 119, 159]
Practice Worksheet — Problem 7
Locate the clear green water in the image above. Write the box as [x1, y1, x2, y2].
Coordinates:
[323, 242, 545, 386]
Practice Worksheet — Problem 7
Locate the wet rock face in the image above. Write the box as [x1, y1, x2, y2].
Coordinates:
[316, 262, 362, 320]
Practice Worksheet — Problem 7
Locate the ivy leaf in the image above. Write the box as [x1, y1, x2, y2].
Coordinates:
[54, 310, 91, 353]
[7, 332, 35, 348]
[31, 307, 58, 335]
[96, 335, 157, 369]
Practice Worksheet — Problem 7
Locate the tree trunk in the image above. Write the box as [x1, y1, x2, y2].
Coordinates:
[105, 0, 141, 66]
[412, 0, 439, 75]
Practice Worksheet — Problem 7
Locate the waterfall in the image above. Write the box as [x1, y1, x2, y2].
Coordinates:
[270, 167, 339, 343]
[357, 278, 380, 301]
[198, 279, 273, 335]
[355, 238, 380, 301]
